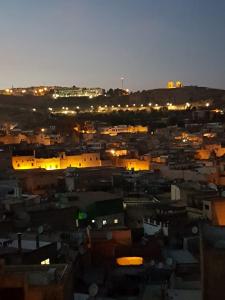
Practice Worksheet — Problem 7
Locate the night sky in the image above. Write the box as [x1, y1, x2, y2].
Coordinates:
[1, 0, 225, 90]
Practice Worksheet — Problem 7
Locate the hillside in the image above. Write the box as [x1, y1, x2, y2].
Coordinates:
[0, 86, 225, 111]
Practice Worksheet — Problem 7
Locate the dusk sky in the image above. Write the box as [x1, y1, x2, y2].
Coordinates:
[1, 0, 225, 91]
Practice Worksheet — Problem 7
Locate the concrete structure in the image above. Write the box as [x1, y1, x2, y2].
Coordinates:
[0, 263, 73, 300]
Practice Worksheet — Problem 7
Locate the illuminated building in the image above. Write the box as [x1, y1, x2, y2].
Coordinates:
[106, 149, 128, 157]
[100, 125, 148, 136]
[175, 81, 183, 88]
[116, 257, 143, 266]
[167, 81, 183, 89]
[53, 86, 104, 99]
[1, 86, 51, 96]
[167, 81, 175, 89]
[12, 151, 101, 170]
[115, 158, 150, 171]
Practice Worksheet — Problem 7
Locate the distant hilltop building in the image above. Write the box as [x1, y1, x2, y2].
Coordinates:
[167, 81, 184, 89]
[0, 86, 52, 96]
[53, 86, 104, 99]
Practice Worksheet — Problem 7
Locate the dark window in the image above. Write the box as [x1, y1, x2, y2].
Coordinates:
[17, 164, 20, 167]
[205, 204, 210, 210]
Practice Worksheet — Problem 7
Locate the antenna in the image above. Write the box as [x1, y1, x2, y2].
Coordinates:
[121, 77, 124, 90]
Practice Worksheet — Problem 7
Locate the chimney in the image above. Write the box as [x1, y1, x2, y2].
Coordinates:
[17, 232, 22, 252]
[36, 235, 40, 249]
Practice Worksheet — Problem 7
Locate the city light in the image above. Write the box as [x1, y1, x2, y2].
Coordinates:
[32, 108, 36, 112]
[206, 102, 210, 107]
[110, 149, 116, 156]
[48, 107, 53, 111]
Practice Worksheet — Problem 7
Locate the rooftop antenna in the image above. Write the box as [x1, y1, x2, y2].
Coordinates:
[121, 77, 124, 90]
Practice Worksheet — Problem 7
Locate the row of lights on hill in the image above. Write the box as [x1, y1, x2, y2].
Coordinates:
[34, 102, 211, 114]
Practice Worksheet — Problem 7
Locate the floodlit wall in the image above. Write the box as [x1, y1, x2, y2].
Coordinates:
[100, 125, 148, 136]
[116, 158, 150, 171]
[12, 153, 101, 170]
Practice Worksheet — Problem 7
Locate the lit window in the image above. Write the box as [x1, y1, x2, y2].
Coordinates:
[41, 258, 50, 265]
[103, 220, 107, 226]
[114, 219, 118, 224]
[92, 220, 95, 223]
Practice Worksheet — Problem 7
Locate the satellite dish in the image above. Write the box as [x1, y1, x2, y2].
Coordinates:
[166, 258, 173, 266]
[106, 232, 112, 240]
[157, 262, 164, 269]
[150, 260, 155, 266]
[192, 226, 198, 235]
[38, 225, 44, 235]
[88, 283, 98, 297]
[208, 183, 218, 191]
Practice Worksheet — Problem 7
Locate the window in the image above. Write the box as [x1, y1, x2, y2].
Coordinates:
[205, 204, 210, 210]
[114, 219, 118, 224]
[17, 164, 20, 167]
[102, 220, 107, 226]
[41, 258, 50, 265]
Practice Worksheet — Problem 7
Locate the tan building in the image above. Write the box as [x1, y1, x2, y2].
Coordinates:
[100, 125, 148, 136]
[12, 152, 101, 171]
[115, 157, 150, 171]
[0, 133, 63, 146]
